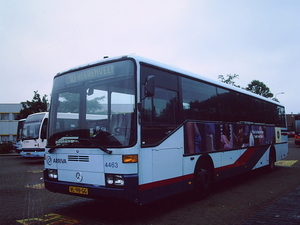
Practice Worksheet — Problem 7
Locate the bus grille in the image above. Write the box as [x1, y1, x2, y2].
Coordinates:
[68, 155, 89, 162]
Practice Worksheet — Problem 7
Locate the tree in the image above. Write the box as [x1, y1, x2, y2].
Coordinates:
[218, 74, 277, 101]
[218, 74, 241, 88]
[17, 91, 49, 119]
[245, 80, 274, 98]
[58, 93, 106, 114]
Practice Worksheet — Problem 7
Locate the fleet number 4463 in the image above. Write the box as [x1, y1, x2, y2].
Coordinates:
[105, 162, 118, 168]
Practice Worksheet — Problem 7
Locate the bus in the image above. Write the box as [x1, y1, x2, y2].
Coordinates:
[20, 112, 48, 157]
[44, 55, 288, 204]
[294, 115, 300, 145]
[15, 118, 26, 152]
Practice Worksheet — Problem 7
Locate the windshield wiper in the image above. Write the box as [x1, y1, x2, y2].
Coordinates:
[48, 145, 63, 153]
[48, 138, 112, 154]
[48, 137, 80, 153]
[78, 138, 112, 154]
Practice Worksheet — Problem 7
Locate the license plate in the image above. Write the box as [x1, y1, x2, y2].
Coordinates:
[26, 153, 31, 155]
[69, 186, 88, 195]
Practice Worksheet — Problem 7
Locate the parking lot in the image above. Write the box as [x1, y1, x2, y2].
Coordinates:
[1, 139, 300, 225]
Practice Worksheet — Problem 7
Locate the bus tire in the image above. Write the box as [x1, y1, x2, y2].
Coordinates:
[268, 147, 276, 172]
[193, 159, 214, 200]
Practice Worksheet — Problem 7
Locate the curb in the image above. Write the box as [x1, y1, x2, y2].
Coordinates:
[0, 153, 21, 156]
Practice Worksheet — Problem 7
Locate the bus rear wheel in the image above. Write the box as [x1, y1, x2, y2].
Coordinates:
[193, 162, 213, 200]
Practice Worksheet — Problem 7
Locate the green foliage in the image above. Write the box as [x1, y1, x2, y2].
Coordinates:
[58, 93, 106, 114]
[218, 74, 241, 88]
[245, 80, 274, 98]
[0, 141, 14, 154]
[58, 93, 80, 113]
[218, 74, 275, 100]
[17, 91, 49, 119]
[87, 97, 106, 114]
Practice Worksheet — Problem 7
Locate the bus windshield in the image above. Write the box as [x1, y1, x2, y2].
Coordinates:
[47, 60, 136, 149]
[17, 119, 25, 142]
[22, 113, 47, 140]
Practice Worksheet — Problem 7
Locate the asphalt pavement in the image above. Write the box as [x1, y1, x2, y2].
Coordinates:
[242, 185, 300, 224]
[1, 149, 300, 224]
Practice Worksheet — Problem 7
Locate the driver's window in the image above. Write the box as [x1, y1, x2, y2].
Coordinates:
[86, 89, 108, 135]
[110, 92, 134, 135]
[86, 89, 108, 116]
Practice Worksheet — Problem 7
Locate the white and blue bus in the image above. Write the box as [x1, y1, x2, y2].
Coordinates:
[21, 112, 48, 157]
[44, 55, 288, 204]
[15, 118, 26, 152]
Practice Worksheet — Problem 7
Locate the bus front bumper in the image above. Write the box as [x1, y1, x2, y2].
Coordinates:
[44, 174, 139, 203]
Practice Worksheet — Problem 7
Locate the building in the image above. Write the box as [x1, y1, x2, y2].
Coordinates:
[0, 103, 22, 143]
[286, 113, 300, 131]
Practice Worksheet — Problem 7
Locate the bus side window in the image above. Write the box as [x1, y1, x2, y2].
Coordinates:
[182, 78, 218, 121]
[142, 87, 179, 146]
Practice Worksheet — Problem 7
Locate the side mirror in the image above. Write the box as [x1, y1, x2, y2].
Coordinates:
[145, 75, 155, 98]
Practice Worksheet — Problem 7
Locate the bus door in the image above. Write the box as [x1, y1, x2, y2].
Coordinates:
[141, 85, 183, 192]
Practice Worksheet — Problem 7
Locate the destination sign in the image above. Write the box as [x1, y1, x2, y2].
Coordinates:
[66, 64, 115, 84]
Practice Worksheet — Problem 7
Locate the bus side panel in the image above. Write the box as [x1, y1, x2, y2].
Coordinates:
[213, 145, 271, 181]
[275, 142, 288, 161]
[279, 127, 289, 160]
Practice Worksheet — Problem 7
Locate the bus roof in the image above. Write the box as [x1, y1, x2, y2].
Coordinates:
[25, 112, 48, 122]
[56, 55, 284, 107]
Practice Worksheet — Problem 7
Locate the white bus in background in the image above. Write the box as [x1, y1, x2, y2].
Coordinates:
[20, 112, 105, 158]
[15, 118, 26, 152]
[44, 55, 288, 204]
[20, 112, 48, 157]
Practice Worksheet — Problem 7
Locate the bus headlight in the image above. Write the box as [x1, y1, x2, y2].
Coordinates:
[106, 174, 114, 185]
[105, 174, 124, 187]
[114, 175, 125, 186]
[47, 169, 58, 181]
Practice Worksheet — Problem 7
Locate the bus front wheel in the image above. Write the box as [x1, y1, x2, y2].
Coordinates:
[193, 161, 213, 200]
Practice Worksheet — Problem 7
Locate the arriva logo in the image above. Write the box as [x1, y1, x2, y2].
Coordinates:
[46, 156, 52, 165]
[46, 156, 67, 165]
[53, 158, 67, 164]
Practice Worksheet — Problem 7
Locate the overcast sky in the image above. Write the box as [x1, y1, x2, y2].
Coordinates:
[1, 0, 299, 114]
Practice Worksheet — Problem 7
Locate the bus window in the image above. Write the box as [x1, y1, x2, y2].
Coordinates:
[276, 106, 286, 127]
[142, 87, 179, 146]
[111, 92, 134, 114]
[58, 92, 80, 114]
[143, 87, 178, 124]
[182, 78, 218, 121]
[41, 118, 48, 140]
[252, 99, 265, 124]
[237, 93, 253, 122]
[86, 89, 108, 115]
[217, 88, 238, 122]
